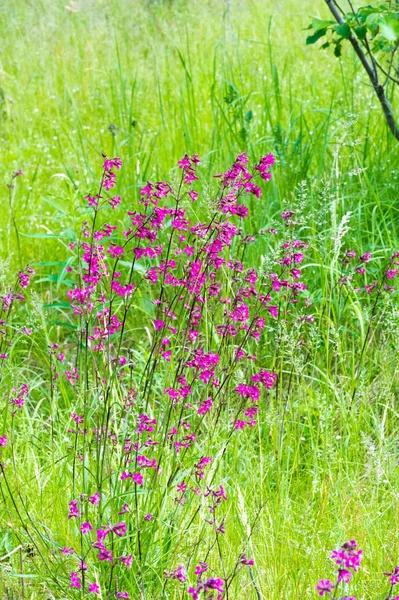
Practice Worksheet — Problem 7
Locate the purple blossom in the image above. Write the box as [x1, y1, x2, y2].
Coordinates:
[69, 572, 81, 589]
[164, 564, 188, 582]
[98, 548, 113, 562]
[316, 579, 335, 596]
[119, 554, 133, 569]
[337, 568, 352, 583]
[88, 582, 100, 594]
[360, 252, 371, 263]
[384, 566, 399, 586]
[89, 493, 100, 505]
[132, 472, 143, 485]
[119, 503, 130, 514]
[80, 521, 93, 535]
[102, 156, 122, 171]
[68, 500, 80, 519]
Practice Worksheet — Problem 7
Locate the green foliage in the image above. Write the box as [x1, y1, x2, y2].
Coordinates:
[306, 2, 399, 54]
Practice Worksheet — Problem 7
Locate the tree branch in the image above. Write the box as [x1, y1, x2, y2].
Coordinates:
[324, 0, 399, 141]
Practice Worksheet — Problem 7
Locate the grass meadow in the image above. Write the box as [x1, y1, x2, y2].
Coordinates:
[1, 1, 399, 599]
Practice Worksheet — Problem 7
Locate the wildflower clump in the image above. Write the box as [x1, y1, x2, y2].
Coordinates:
[316, 540, 362, 598]
[2, 150, 303, 597]
[3, 148, 399, 598]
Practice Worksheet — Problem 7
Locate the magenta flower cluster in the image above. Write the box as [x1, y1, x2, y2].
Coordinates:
[2, 150, 399, 599]
[1, 151, 282, 597]
[316, 541, 399, 600]
[316, 540, 362, 598]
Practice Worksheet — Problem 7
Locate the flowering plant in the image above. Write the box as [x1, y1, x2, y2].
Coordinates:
[2, 150, 399, 598]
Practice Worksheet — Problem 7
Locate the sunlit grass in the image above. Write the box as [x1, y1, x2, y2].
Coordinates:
[1, 1, 399, 599]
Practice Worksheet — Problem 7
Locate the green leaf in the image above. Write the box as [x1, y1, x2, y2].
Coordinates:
[311, 17, 334, 32]
[354, 25, 367, 40]
[335, 23, 351, 39]
[31, 261, 67, 267]
[43, 302, 70, 309]
[176, 48, 192, 82]
[306, 28, 327, 45]
[48, 320, 77, 329]
[334, 41, 342, 57]
[43, 197, 68, 215]
[20, 232, 70, 239]
[119, 260, 146, 274]
[379, 16, 399, 42]
[365, 12, 381, 31]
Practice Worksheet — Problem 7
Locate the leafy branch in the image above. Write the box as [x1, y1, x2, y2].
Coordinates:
[306, 1, 399, 141]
